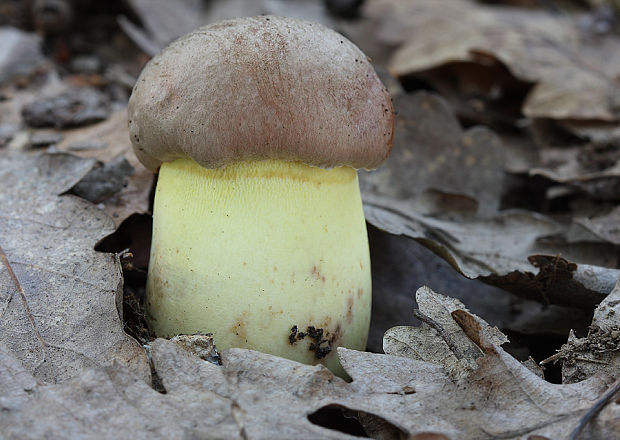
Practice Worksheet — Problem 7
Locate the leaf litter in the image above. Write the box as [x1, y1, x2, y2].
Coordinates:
[2, 0, 620, 438]
[2, 287, 619, 439]
[0, 153, 149, 384]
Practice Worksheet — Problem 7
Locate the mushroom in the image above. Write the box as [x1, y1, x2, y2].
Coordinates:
[128, 15, 394, 375]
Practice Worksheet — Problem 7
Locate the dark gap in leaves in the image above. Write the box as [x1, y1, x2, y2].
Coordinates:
[148, 171, 158, 212]
[95, 213, 153, 343]
[308, 404, 409, 439]
[308, 405, 369, 438]
[95, 213, 152, 272]
[500, 174, 559, 213]
[324, 0, 365, 19]
[147, 350, 167, 394]
[505, 331, 568, 383]
[405, 61, 535, 130]
[530, 118, 586, 148]
[398, 74, 439, 95]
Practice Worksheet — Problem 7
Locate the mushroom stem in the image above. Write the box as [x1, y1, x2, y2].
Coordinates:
[147, 158, 371, 375]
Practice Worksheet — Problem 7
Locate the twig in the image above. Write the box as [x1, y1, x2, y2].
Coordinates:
[413, 309, 465, 360]
[568, 377, 620, 440]
[540, 351, 564, 365]
[0, 243, 48, 352]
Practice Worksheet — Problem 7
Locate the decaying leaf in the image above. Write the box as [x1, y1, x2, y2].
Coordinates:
[0, 152, 149, 384]
[544, 279, 620, 383]
[577, 205, 620, 246]
[367, 224, 519, 353]
[363, 192, 620, 307]
[377, 0, 620, 122]
[383, 286, 507, 380]
[363, 287, 620, 439]
[21, 87, 110, 129]
[531, 144, 620, 201]
[359, 91, 505, 216]
[0, 27, 48, 85]
[357, 86, 618, 308]
[3, 282, 619, 439]
[56, 108, 153, 226]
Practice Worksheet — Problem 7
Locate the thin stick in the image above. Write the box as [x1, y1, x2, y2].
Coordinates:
[568, 377, 620, 440]
[413, 309, 465, 360]
[0, 244, 48, 352]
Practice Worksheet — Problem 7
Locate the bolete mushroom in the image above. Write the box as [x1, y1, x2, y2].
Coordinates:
[128, 15, 394, 375]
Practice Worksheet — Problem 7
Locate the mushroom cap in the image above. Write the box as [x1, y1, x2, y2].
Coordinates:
[128, 15, 394, 171]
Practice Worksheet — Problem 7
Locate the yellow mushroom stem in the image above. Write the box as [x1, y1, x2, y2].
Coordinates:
[146, 158, 371, 376]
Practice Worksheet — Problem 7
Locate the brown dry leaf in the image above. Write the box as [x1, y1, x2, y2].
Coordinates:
[531, 144, 620, 201]
[577, 205, 620, 245]
[362, 192, 620, 307]
[3, 327, 618, 439]
[366, 224, 519, 353]
[559, 119, 620, 148]
[359, 91, 505, 216]
[356, 287, 620, 439]
[360, 88, 619, 307]
[383, 286, 507, 380]
[550, 278, 620, 383]
[0, 338, 367, 439]
[377, 0, 620, 122]
[56, 108, 153, 226]
[0, 152, 149, 384]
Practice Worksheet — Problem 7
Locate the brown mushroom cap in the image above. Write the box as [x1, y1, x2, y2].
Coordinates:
[128, 15, 394, 171]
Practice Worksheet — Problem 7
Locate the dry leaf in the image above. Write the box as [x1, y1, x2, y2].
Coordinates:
[377, 0, 620, 122]
[367, 224, 518, 353]
[383, 286, 507, 380]
[0, 152, 149, 383]
[531, 145, 620, 201]
[576, 205, 620, 245]
[56, 108, 153, 226]
[359, 91, 505, 216]
[2, 303, 619, 438]
[358, 287, 620, 439]
[363, 191, 619, 308]
[551, 279, 620, 383]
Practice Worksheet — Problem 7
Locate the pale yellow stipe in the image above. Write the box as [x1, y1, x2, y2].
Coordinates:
[147, 158, 372, 376]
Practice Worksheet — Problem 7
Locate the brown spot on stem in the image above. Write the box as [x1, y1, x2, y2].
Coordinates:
[346, 296, 354, 324]
[230, 311, 249, 342]
[311, 265, 326, 283]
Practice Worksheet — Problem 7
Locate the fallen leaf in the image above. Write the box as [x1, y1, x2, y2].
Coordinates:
[376, 0, 620, 122]
[359, 91, 505, 216]
[367, 224, 519, 353]
[2, 294, 619, 439]
[357, 287, 620, 439]
[576, 205, 620, 245]
[56, 108, 153, 226]
[363, 193, 620, 307]
[0, 152, 149, 384]
[0, 27, 48, 85]
[531, 144, 620, 201]
[383, 286, 507, 380]
[548, 279, 620, 383]
[21, 87, 110, 128]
